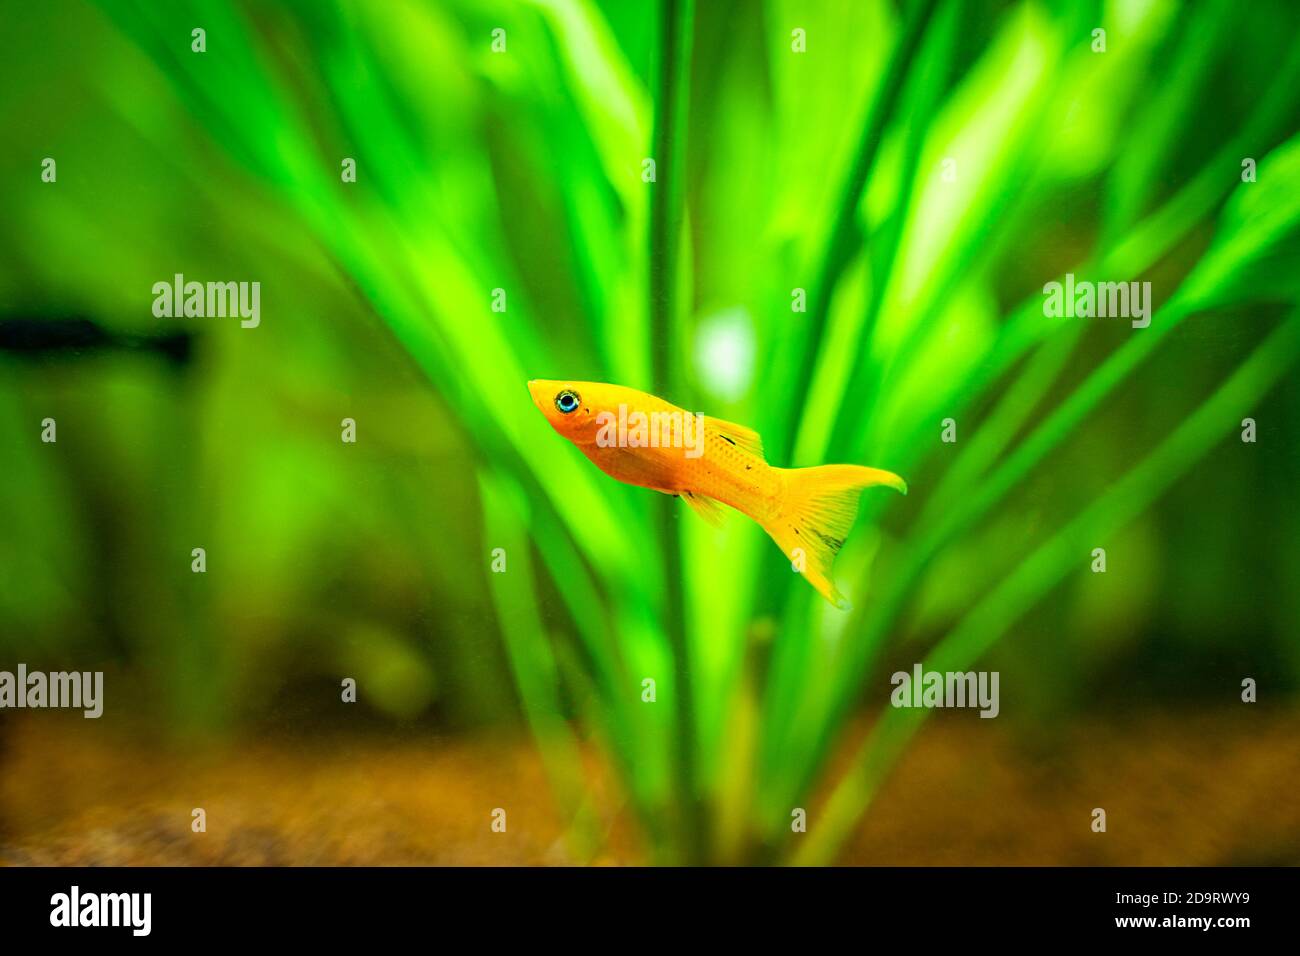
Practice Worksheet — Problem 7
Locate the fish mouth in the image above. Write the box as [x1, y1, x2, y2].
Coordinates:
[526, 379, 552, 413]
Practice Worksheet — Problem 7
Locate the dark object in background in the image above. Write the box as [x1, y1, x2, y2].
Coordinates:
[0, 317, 193, 367]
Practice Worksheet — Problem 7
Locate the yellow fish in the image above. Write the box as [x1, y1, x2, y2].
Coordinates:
[528, 380, 906, 608]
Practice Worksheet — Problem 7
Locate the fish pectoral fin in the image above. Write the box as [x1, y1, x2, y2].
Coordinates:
[704, 416, 765, 459]
[680, 490, 725, 528]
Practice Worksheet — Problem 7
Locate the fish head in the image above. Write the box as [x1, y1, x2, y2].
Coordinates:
[528, 379, 605, 445]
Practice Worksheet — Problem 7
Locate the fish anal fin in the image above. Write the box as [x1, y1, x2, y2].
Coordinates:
[681, 490, 725, 528]
[704, 416, 764, 459]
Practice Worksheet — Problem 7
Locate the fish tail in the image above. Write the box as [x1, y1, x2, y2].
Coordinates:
[761, 464, 907, 609]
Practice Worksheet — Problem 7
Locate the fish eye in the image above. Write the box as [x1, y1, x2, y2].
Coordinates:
[555, 389, 581, 414]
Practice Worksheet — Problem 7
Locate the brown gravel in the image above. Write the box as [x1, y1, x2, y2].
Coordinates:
[2, 709, 1297, 865]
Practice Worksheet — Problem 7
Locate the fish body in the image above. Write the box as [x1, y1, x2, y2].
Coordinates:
[527, 380, 906, 608]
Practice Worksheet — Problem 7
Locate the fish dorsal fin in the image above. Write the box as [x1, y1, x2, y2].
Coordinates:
[680, 490, 724, 528]
[704, 416, 765, 459]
